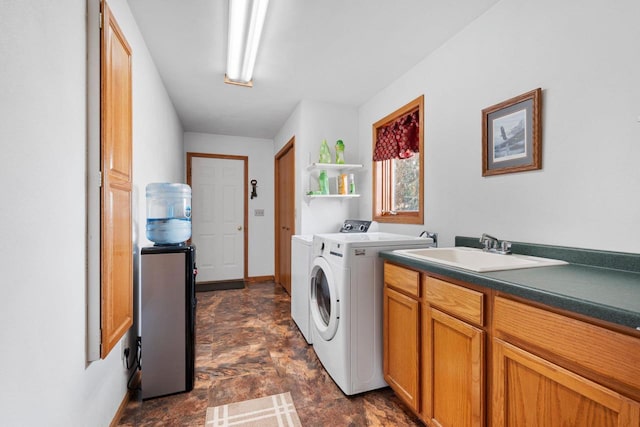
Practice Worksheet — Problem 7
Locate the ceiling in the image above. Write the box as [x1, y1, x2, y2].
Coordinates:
[127, 0, 500, 140]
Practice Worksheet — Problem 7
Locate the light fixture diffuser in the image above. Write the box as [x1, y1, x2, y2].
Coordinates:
[225, 0, 269, 86]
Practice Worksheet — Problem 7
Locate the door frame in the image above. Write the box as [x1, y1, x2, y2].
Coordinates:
[186, 152, 249, 281]
[274, 137, 295, 285]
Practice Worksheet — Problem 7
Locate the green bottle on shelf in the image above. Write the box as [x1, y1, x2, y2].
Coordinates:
[319, 170, 329, 194]
[335, 140, 345, 164]
[319, 139, 331, 163]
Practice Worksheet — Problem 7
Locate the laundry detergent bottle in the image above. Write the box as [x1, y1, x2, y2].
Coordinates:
[318, 170, 330, 194]
[335, 140, 345, 164]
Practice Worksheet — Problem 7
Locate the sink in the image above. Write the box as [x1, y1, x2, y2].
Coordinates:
[393, 247, 568, 272]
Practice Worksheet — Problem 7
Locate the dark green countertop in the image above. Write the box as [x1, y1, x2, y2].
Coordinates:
[380, 237, 640, 331]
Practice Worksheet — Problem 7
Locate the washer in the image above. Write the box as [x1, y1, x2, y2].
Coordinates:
[309, 232, 435, 395]
[290, 220, 379, 344]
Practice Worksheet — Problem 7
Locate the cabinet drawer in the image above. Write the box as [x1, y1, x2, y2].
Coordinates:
[384, 262, 420, 298]
[424, 276, 484, 326]
[494, 296, 640, 398]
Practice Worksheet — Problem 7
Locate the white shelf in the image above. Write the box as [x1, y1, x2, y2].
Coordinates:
[304, 163, 363, 202]
[306, 163, 363, 172]
[305, 193, 360, 202]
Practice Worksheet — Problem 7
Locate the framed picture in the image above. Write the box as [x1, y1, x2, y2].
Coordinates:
[482, 88, 542, 176]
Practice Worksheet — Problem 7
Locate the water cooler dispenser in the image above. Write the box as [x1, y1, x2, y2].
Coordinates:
[141, 183, 197, 399]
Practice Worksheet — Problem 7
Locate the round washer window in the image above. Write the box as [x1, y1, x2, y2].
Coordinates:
[309, 257, 339, 341]
[313, 268, 331, 326]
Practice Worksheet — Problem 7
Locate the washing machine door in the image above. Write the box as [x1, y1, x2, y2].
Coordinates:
[309, 256, 339, 341]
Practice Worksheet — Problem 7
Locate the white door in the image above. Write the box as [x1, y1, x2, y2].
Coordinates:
[191, 156, 245, 283]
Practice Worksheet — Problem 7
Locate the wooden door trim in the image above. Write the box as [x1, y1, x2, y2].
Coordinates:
[274, 137, 295, 285]
[186, 152, 249, 280]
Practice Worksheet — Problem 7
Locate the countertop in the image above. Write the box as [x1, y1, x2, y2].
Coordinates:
[379, 237, 640, 331]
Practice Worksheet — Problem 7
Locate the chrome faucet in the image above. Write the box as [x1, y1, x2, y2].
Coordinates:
[479, 233, 512, 254]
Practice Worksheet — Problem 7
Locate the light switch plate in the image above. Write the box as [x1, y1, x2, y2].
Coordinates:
[254, 209, 265, 216]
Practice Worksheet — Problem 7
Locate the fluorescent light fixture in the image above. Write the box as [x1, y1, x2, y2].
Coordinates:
[225, 0, 269, 87]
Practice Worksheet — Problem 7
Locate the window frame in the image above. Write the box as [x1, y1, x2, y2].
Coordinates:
[372, 95, 424, 224]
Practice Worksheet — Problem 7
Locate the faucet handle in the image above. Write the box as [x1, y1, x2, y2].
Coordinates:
[480, 233, 498, 243]
[500, 241, 512, 254]
[481, 239, 492, 251]
[479, 233, 498, 250]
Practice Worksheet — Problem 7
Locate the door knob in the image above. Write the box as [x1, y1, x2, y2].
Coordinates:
[237, 226, 242, 231]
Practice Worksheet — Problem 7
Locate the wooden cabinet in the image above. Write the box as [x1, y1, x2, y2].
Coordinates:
[383, 286, 420, 412]
[383, 263, 487, 426]
[493, 338, 640, 426]
[383, 263, 421, 412]
[382, 262, 640, 427]
[422, 277, 485, 427]
[493, 296, 640, 426]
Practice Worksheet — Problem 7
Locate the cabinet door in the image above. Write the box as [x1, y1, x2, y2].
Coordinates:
[493, 339, 640, 426]
[423, 307, 484, 427]
[383, 286, 420, 413]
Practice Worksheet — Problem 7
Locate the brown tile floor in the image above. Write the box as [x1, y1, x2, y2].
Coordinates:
[118, 281, 422, 426]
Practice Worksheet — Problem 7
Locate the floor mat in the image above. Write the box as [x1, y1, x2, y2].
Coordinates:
[205, 392, 302, 427]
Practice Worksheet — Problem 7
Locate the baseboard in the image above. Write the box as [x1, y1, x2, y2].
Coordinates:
[196, 280, 245, 292]
[245, 275, 275, 283]
[195, 276, 275, 293]
[109, 370, 140, 427]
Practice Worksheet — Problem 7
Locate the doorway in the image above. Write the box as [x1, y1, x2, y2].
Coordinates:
[187, 153, 248, 285]
[275, 137, 295, 294]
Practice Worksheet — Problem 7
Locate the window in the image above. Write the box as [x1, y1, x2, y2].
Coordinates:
[372, 95, 424, 224]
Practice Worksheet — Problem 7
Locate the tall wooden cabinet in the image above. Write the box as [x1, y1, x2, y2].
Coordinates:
[382, 261, 640, 427]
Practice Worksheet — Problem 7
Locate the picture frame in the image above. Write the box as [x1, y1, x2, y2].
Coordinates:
[482, 88, 542, 176]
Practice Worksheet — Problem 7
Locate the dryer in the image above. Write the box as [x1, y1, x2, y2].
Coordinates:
[309, 232, 434, 395]
[291, 234, 313, 343]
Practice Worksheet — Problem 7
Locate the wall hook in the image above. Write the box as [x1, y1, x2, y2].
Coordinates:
[250, 179, 258, 199]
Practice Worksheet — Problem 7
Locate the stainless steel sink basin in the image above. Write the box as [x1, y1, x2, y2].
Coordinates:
[393, 247, 567, 272]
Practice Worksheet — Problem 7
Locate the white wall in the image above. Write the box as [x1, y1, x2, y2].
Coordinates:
[274, 103, 304, 233]
[358, 0, 640, 252]
[185, 133, 275, 277]
[274, 100, 360, 235]
[0, 0, 184, 425]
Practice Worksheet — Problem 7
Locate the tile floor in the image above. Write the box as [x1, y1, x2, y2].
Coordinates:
[118, 281, 422, 426]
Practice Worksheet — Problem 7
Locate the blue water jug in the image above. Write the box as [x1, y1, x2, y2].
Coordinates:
[145, 183, 192, 245]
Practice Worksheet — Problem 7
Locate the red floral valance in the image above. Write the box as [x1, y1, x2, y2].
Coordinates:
[373, 109, 420, 161]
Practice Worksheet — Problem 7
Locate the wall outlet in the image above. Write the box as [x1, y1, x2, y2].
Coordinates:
[121, 339, 129, 363]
